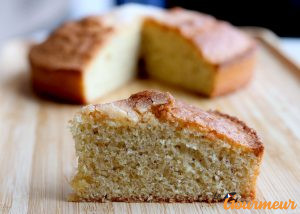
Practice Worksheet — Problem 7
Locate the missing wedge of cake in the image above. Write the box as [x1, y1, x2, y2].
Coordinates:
[69, 90, 264, 202]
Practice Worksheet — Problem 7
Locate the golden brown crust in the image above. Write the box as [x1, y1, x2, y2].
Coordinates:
[29, 62, 87, 103]
[105, 90, 264, 157]
[211, 46, 256, 96]
[29, 16, 114, 71]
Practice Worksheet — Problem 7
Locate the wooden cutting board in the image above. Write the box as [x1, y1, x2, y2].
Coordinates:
[0, 30, 299, 214]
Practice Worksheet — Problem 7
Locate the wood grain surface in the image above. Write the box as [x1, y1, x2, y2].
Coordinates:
[0, 37, 299, 214]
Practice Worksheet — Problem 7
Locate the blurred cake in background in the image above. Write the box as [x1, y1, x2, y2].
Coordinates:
[29, 4, 256, 104]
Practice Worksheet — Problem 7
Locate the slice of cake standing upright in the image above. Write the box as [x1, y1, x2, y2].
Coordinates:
[69, 90, 264, 202]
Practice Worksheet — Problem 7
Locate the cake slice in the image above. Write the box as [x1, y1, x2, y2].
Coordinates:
[142, 8, 256, 96]
[69, 90, 264, 202]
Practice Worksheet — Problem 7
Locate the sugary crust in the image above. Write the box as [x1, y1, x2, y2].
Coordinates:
[145, 8, 256, 66]
[92, 90, 264, 157]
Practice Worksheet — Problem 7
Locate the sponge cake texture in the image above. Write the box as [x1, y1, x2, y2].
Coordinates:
[69, 90, 264, 202]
